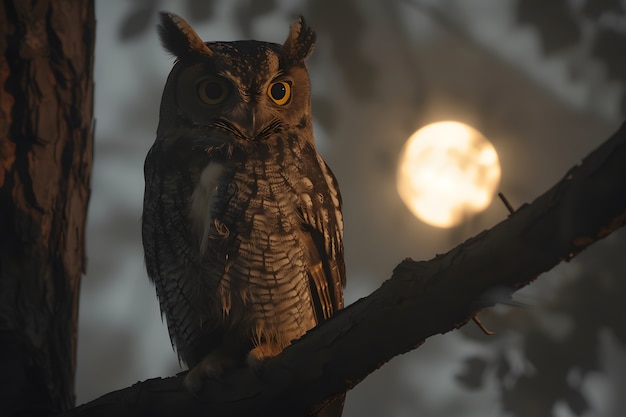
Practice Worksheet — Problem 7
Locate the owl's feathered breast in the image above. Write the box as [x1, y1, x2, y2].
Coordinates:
[143, 127, 343, 365]
[194, 136, 317, 324]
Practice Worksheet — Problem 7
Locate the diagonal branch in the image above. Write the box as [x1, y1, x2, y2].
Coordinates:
[61, 122, 626, 417]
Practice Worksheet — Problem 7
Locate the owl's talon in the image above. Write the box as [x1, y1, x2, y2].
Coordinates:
[183, 369, 205, 393]
[245, 352, 264, 370]
[246, 342, 284, 372]
[183, 353, 227, 392]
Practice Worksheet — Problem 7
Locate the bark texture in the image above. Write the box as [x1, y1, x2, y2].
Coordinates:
[0, 1, 95, 415]
[61, 122, 626, 417]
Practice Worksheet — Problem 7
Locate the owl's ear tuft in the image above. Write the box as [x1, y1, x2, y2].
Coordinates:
[158, 12, 213, 59]
[281, 16, 316, 64]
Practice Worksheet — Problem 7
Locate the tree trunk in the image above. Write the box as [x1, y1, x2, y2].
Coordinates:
[0, 1, 95, 415]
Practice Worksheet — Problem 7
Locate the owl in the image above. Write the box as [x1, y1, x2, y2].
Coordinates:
[142, 12, 346, 416]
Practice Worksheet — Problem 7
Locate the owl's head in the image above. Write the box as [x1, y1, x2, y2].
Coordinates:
[156, 12, 316, 146]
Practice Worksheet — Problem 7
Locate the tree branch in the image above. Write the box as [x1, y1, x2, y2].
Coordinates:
[62, 122, 626, 417]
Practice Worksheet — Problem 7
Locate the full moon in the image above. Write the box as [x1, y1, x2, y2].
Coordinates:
[397, 121, 501, 228]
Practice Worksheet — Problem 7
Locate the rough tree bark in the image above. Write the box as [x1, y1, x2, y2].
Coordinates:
[0, 1, 95, 416]
[61, 121, 626, 417]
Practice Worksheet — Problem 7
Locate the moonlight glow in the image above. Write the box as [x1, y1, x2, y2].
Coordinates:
[397, 121, 501, 228]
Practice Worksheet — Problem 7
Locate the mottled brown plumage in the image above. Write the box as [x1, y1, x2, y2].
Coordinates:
[142, 12, 345, 415]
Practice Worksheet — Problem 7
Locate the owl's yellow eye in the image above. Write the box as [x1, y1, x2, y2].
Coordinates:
[197, 77, 229, 105]
[267, 81, 291, 105]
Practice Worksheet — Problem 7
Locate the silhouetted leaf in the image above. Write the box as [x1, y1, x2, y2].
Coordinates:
[591, 28, 626, 81]
[516, 0, 581, 53]
[234, 0, 277, 38]
[118, 0, 158, 41]
[582, 0, 624, 18]
[564, 386, 589, 415]
[306, 0, 377, 99]
[495, 352, 511, 382]
[456, 356, 488, 390]
[185, 0, 217, 23]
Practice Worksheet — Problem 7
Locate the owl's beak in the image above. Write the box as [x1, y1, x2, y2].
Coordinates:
[232, 108, 262, 140]
[248, 112, 257, 137]
[220, 105, 278, 142]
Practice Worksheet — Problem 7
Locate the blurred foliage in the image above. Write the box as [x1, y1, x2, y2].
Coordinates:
[118, 0, 218, 37]
[234, 0, 277, 38]
[517, 0, 581, 53]
[117, 0, 624, 117]
[118, 0, 158, 41]
[184, 0, 217, 23]
[516, 0, 626, 115]
[305, 0, 377, 100]
[458, 229, 626, 416]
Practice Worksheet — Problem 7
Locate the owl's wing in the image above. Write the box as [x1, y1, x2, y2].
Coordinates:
[142, 137, 219, 366]
[300, 155, 345, 322]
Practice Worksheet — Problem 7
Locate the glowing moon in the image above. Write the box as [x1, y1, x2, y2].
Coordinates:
[397, 121, 501, 228]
